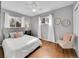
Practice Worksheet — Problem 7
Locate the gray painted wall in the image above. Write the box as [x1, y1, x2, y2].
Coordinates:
[53, 5, 73, 41]
[0, 4, 73, 43]
[0, 8, 31, 41]
[31, 5, 73, 42]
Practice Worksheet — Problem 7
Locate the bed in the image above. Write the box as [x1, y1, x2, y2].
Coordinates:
[2, 35, 42, 58]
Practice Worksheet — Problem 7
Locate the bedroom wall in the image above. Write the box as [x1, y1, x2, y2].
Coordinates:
[0, 8, 31, 41]
[31, 5, 73, 41]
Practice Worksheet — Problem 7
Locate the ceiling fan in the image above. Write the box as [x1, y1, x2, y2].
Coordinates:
[25, 1, 42, 12]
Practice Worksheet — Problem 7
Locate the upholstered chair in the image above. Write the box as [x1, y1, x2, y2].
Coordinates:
[57, 33, 75, 49]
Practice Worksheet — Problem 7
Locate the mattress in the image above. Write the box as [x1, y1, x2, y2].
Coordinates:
[2, 35, 42, 58]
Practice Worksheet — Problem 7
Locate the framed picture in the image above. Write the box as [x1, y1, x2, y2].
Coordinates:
[61, 19, 71, 27]
[54, 17, 61, 25]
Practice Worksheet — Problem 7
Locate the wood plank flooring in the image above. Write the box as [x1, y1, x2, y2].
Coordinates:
[0, 39, 78, 58]
[27, 40, 78, 58]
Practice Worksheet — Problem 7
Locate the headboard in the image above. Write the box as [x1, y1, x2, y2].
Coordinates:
[3, 28, 25, 34]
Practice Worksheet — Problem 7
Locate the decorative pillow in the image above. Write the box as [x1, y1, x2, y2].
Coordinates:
[9, 32, 24, 38]
[14, 32, 19, 38]
[4, 32, 10, 39]
[10, 32, 15, 38]
[19, 32, 24, 36]
[14, 32, 24, 38]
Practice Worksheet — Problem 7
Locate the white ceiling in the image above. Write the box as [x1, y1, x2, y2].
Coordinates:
[1, 1, 73, 16]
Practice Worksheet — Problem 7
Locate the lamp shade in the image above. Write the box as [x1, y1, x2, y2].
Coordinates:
[25, 23, 30, 30]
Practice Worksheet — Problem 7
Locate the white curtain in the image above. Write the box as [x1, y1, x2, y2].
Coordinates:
[38, 16, 41, 38]
[48, 14, 55, 42]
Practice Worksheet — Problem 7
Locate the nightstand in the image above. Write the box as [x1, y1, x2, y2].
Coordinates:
[24, 30, 32, 36]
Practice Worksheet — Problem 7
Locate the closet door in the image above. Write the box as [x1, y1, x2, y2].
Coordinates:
[41, 16, 49, 40]
[38, 14, 55, 42]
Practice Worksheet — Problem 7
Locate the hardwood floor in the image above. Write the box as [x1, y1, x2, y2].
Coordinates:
[0, 39, 78, 58]
[27, 40, 77, 58]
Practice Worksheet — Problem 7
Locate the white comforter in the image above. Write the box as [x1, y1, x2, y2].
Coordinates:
[2, 35, 42, 58]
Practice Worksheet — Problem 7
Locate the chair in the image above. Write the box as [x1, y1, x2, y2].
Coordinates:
[57, 33, 75, 49]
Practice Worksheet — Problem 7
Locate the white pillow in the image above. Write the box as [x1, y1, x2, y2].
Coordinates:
[10, 32, 15, 38]
[10, 32, 24, 38]
[19, 32, 24, 36]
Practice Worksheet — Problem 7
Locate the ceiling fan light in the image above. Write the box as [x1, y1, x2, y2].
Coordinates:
[32, 9, 36, 12]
